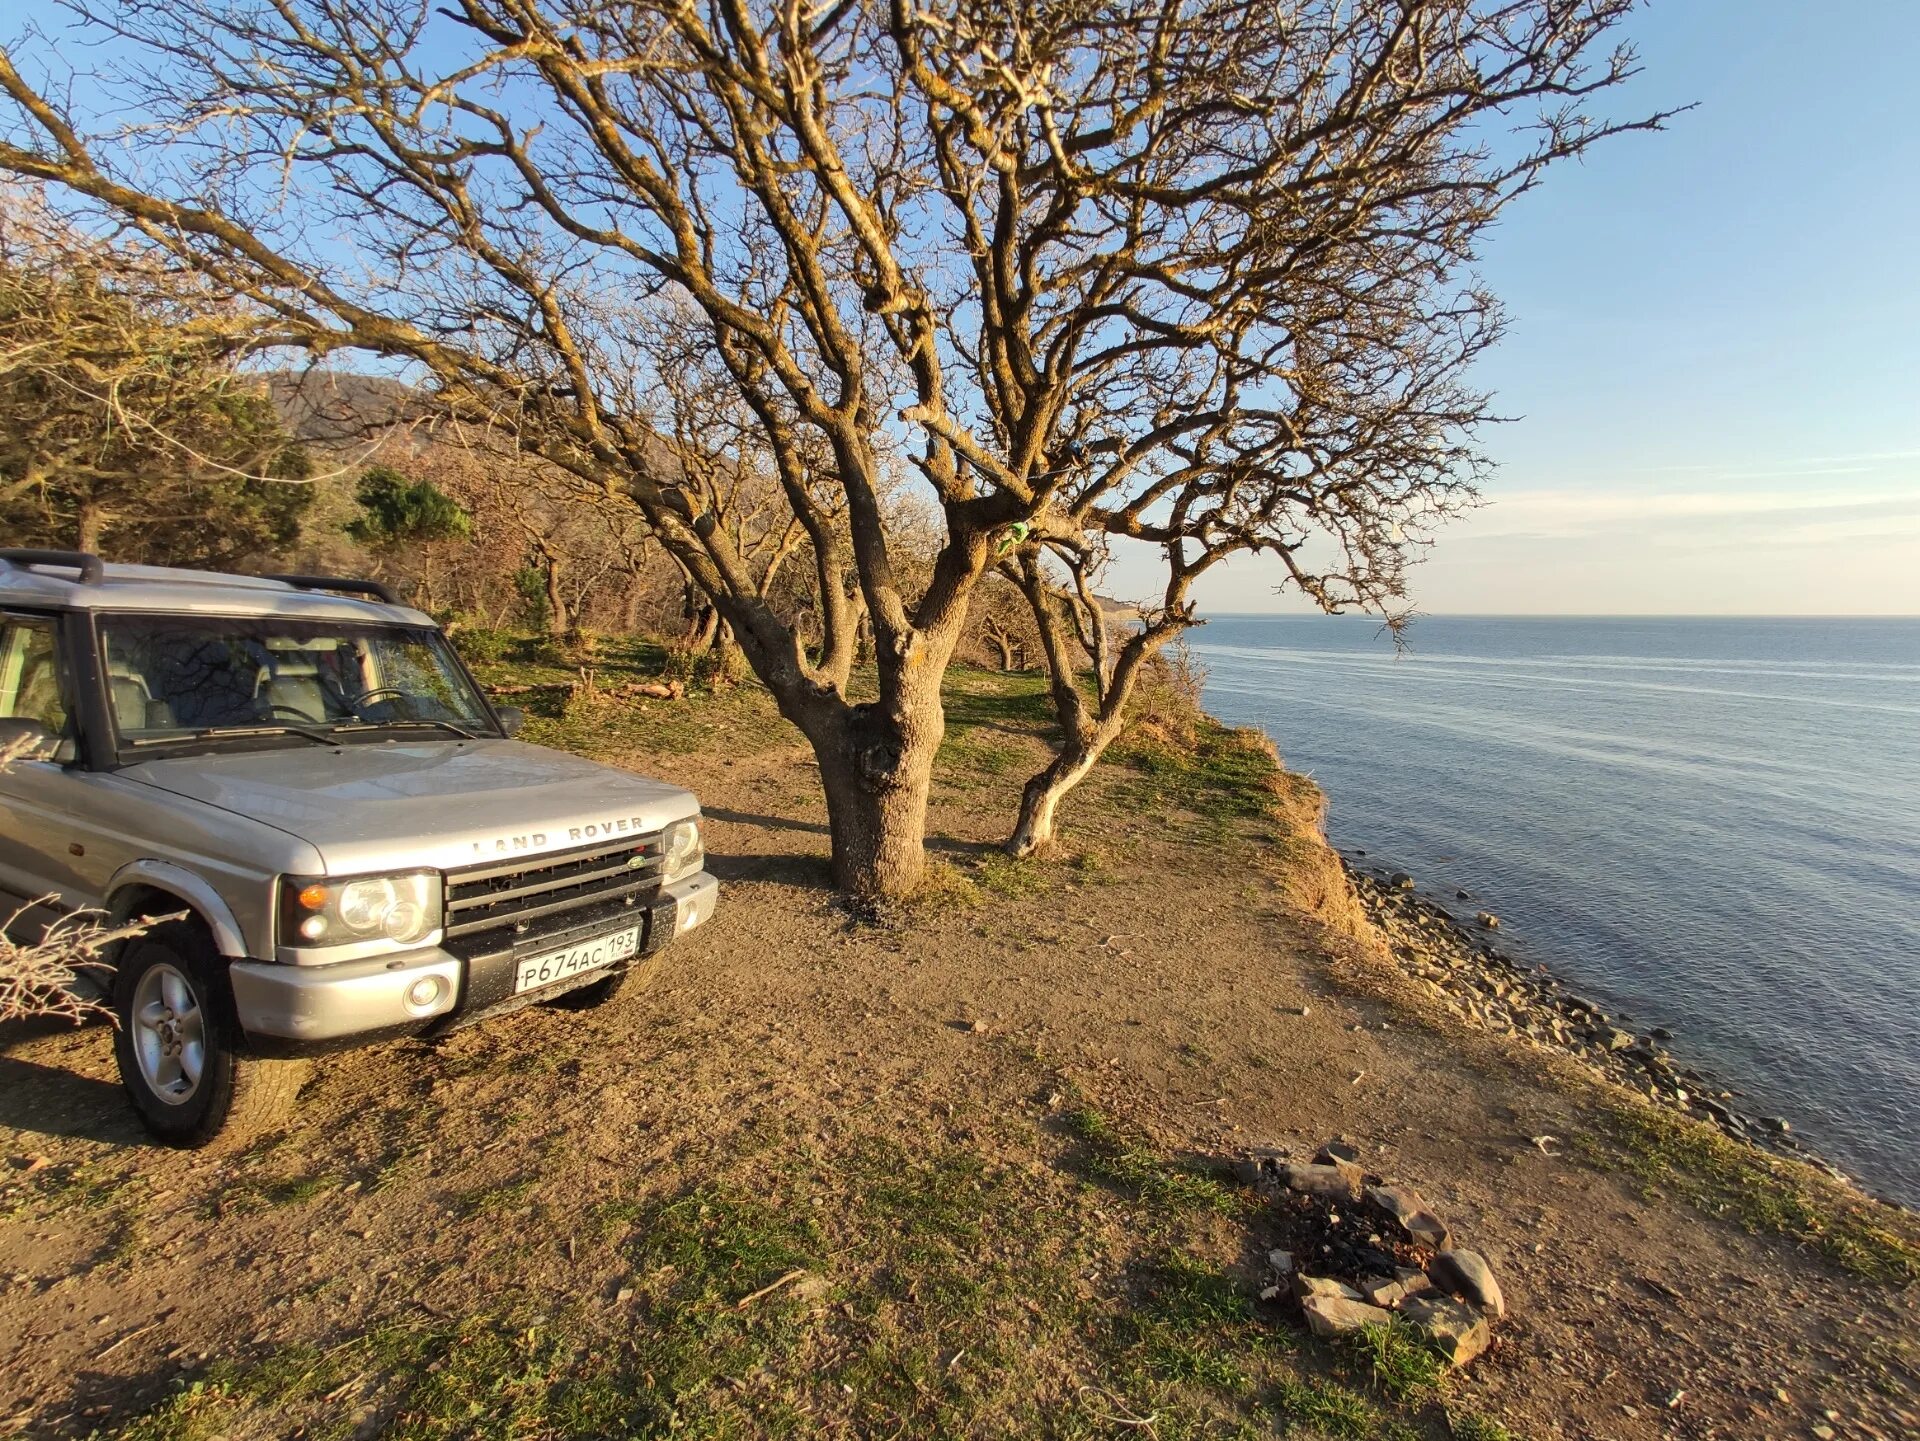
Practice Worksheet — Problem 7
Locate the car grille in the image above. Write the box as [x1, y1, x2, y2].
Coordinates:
[441, 833, 665, 954]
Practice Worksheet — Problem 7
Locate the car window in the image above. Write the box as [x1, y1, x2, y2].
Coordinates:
[0, 618, 68, 733]
[99, 614, 494, 742]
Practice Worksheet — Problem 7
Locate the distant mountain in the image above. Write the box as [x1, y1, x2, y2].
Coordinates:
[263, 369, 426, 449]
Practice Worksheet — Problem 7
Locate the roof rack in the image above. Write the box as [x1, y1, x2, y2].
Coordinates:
[261, 573, 405, 607]
[0, 548, 106, 584]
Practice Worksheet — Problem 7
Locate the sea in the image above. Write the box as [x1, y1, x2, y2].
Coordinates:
[1190, 615, 1920, 1207]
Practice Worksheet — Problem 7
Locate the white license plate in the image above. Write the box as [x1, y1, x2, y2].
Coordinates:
[512, 926, 639, 994]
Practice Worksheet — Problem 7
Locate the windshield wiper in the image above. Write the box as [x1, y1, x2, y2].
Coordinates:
[331, 718, 479, 740]
[131, 723, 341, 748]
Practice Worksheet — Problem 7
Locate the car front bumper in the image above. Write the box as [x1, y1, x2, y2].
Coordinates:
[229, 870, 718, 1050]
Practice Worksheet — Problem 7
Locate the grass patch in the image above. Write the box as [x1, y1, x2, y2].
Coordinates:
[1268, 1373, 1414, 1440]
[971, 851, 1052, 899]
[1349, 1318, 1450, 1404]
[93, 1120, 1470, 1441]
[938, 666, 1054, 739]
[1062, 1105, 1241, 1216]
[1587, 1104, 1920, 1285]
[1120, 1251, 1266, 1389]
[1109, 716, 1285, 828]
[467, 631, 791, 762]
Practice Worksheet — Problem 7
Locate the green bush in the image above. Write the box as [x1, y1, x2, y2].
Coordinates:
[451, 626, 516, 664]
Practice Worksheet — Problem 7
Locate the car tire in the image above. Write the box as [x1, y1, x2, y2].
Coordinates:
[542, 954, 660, 1011]
[111, 919, 308, 1150]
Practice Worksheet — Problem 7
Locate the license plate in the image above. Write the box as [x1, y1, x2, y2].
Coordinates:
[512, 925, 639, 994]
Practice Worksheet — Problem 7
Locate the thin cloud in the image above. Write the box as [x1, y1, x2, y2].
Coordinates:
[1462, 487, 1920, 542]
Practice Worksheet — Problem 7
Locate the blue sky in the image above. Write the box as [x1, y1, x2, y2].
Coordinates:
[1159, 0, 1920, 616]
[12, 1, 1911, 615]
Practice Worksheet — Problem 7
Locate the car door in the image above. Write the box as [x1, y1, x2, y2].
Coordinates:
[0, 611, 84, 927]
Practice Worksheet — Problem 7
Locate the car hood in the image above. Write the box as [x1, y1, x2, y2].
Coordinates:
[120, 738, 700, 874]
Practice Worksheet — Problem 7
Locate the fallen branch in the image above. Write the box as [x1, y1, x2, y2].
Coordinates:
[734, 1268, 808, 1309]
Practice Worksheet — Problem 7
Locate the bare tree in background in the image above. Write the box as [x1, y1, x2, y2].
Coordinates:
[0, 0, 1667, 893]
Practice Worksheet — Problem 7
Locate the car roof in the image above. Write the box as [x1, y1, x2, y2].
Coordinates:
[0, 557, 435, 627]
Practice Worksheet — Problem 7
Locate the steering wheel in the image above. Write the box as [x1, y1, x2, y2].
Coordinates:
[347, 686, 410, 713]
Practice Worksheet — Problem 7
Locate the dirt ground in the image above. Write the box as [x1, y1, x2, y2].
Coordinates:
[2, 671, 1915, 1441]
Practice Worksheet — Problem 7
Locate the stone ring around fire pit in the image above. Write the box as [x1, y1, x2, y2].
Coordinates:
[1235, 1141, 1507, 1369]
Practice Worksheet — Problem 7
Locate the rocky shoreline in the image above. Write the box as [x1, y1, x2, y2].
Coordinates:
[1340, 854, 1854, 1186]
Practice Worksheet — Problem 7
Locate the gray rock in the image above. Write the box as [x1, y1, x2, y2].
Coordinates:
[1399, 1293, 1491, 1365]
[1429, 1249, 1506, 1318]
[1292, 1273, 1364, 1304]
[1388, 871, 1415, 890]
[1300, 1294, 1394, 1338]
[1267, 1248, 1294, 1277]
[1313, 1140, 1362, 1166]
[1601, 1027, 1636, 1051]
[1357, 1273, 1411, 1307]
[1394, 1266, 1432, 1298]
[1367, 1185, 1452, 1249]
[1475, 911, 1500, 929]
[1281, 1161, 1364, 1203]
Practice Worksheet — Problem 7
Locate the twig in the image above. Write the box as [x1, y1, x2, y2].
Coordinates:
[1076, 1386, 1159, 1432]
[92, 1320, 162, 1360]
[734, 1268, 807, 1309]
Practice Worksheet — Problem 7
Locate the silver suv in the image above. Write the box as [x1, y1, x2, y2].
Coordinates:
[0, 550, 716, 1146]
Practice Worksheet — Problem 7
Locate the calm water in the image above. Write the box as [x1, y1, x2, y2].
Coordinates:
[1191, 616, 1920, 1206]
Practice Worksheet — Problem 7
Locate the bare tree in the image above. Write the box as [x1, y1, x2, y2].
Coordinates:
[0, 0, 1666, 893]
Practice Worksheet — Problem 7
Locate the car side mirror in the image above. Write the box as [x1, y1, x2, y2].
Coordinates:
[495, 705, 524, 738]
[0, 716, 77, 765]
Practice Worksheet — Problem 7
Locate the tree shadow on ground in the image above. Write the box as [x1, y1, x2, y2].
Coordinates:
[702, 808, 1001, 882]
[0, 1055, 143, 1145]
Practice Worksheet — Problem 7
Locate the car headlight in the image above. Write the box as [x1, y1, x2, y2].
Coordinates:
[279, 871, 441, 949]
[661, 817, 703, 883]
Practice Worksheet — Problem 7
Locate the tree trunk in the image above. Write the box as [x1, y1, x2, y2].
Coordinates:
[711, 619, 743, 683]
[1003, 550, 1181, 858]
[806, 684, 943, 896]
[542, 556, 569, 637]
[1007, 717, 1120, 857]
[75, 500, 106, 553]
[683, 602, 720, 653]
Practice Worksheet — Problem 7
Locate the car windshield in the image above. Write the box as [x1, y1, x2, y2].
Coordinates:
[100, 614, 495, 747]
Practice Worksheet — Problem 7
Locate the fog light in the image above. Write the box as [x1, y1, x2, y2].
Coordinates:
[405, 975, 445, 1011]
[299, 915, 328, 941]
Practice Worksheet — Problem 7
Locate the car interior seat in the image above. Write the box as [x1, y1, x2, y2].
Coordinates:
[105, 662, 175, 732]
[257, 655, 337, 723]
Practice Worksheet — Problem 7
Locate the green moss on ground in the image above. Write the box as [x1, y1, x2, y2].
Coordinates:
[1581, 1104, 1920, 1286]
[95, 1114, 1503, 1441]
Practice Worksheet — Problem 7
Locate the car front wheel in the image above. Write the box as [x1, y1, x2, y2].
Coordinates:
[112, 920, 308, 1149]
